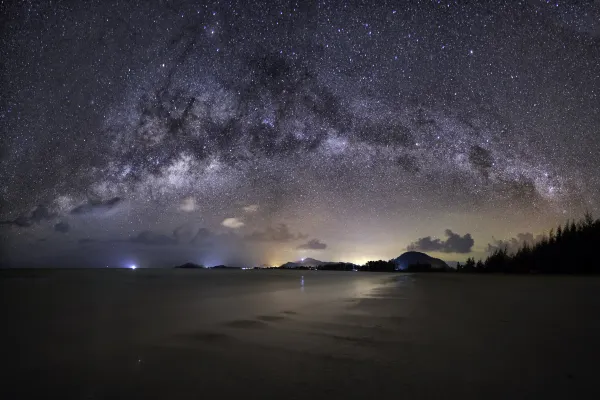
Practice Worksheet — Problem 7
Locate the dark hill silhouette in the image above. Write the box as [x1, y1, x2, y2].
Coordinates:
[394, 251, 450, 270]
[280, 258, 331, 268]
[174, 262, 204, 269]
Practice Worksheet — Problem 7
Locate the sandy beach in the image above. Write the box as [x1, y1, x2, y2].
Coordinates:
[2, 269, 599, 399]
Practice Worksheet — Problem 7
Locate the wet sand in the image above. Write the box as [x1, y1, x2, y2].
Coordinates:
[2, 269, 599, 399]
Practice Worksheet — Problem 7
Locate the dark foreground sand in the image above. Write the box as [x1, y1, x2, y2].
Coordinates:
[2, 269, 599, 399]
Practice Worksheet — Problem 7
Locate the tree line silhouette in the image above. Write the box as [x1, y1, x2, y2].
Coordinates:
[457, 214, 600, 274]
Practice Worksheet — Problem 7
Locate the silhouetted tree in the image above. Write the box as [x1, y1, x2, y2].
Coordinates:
[317, 263, 356, 271]
[463, 257, 476, 272]
[456, 214, 600, 274]
[362, 260, 396, 272]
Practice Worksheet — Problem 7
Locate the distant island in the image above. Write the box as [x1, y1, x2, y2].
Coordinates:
[173, 262, 243, 269]
[177, 252, 451, 272]
[278, 252, 451, 272]
[173, 262, 205, 269]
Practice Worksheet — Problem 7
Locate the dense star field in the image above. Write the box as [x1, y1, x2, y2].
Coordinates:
[1, 0, 599, 268]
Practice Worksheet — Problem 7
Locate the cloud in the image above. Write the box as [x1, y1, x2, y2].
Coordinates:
[54, 221, 69, 233]
[31, 205, 55, 223]
[151, 225, 238, 247]
[173, 224, 197, 243]
[222, 217, 244, 229]
[189, 228, 213, 244]
[129, 230, 178, 246]
[71, 197, 122, 215]
[487, 232, 543, 255]
[179, 197, 197, 212]
[245, 224, 307, 242]
[407, 229, 474, 253]
[86, 229, 183, 247]
[243, 204, 259, 213]
[1, 205, 56, 227]
[297, 239, 327, 250]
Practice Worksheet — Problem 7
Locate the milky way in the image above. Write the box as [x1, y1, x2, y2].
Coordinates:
[1, 0, 599, 267]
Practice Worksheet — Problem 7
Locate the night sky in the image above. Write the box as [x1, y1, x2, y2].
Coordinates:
[1, 0, 599, 268]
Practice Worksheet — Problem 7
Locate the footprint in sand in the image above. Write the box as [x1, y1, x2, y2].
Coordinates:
[257, 315, 286, 322]
[185, 331, 231, 343]
[224, 319, 268, 329]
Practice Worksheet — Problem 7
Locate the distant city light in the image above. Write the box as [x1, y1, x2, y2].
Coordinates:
[130, 264, 137, 270]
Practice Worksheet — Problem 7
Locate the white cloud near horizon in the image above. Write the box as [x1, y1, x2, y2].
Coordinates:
[243, 204, 259, 213]
[179, 197, 197, 212]
[222, 217, 244, 229]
